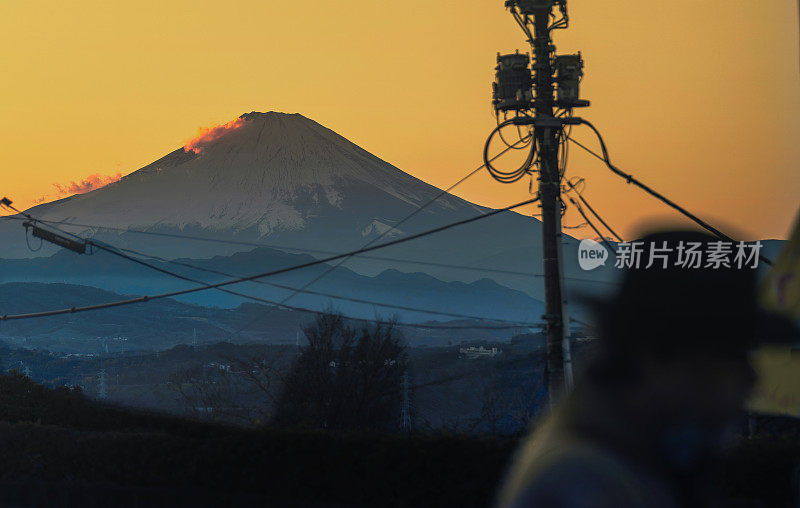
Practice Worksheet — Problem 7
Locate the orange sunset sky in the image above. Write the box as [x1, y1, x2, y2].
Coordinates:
[1, 1, 798, 240]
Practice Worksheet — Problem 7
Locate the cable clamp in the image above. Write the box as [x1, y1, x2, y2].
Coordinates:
[541, 313, 561, 326]
[561, 116, 583, 125]
[512, 116, 583, 127]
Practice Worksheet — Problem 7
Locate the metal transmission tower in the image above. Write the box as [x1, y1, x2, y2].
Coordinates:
[484, 0, 588, 405]
[98, 369, 107, 400]
[400, 371, 412, 433]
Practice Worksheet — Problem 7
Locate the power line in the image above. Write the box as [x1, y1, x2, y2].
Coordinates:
[1, 213, 617, 286]
[496, 113, 533, 150]
[232, 135, 536, 337]
[567, 121, 773, 266]
[6, 203, 540, 330]
[484, 120, 536, 183]
[38, 221, 539, 327]
[14, 212, 293, 312]
[2, 210, 621, 291]
[102, 244, 538, 326]
[565, 195, 616, 254]
[0, 214, 542, 279]
[1, 234, 532, 330]
[563, 181, 623, 243]
[0, 196, 540, 322]
[281, 133, 533, 290]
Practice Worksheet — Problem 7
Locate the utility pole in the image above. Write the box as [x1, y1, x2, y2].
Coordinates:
[486, 0, 587, 405]
[555, 202, 574, 392]
[531, 7, 565, 403]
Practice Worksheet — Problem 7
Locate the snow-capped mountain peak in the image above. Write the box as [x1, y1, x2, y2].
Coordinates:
[22, 111, 468, 237]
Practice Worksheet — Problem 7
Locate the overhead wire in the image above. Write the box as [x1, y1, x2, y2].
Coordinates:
[0, 196, 541, 322]
[558, 113, 573, 178]
[1, 201, 620, 288]
[0, 213, 544, 279]
[496, 111, 532, 150]
[24, 226, 43, 252]
[567, 120, 773, 266]
[7, 200, 538, 331]
[12, 211, 390, 323]
[241, 133, 538, 338]
[565, 195, 616, 254]
[561, 222, 588, 230]
[563, 181, 623, 243]
[82, 238, 542, 327]
[511, 8, 534, 44]
[548, 1, 569, 31]
[484, 120, 536, 183]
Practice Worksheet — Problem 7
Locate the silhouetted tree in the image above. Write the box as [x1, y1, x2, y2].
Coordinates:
[168, 363, 253, 423]
[272, 312, 407, 431]
[225, 348, 293, 424]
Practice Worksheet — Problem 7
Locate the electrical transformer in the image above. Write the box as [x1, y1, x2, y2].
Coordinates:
[492, 52, 533, 112]
[555, 53, 589, 107]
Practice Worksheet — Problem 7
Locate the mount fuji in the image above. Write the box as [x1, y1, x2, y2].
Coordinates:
[0, 112, 620, 316]
[4, 112, 487, 249]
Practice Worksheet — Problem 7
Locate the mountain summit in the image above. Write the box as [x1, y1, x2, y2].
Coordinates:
[21, 112, 474, 239]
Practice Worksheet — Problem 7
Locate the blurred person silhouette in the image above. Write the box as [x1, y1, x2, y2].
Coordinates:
[496, 230, 799, 508]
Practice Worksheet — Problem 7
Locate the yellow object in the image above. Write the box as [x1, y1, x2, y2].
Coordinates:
[749, 346, 800, 418]
[750, 210, 800, 417]
[760, 212, 800, 320]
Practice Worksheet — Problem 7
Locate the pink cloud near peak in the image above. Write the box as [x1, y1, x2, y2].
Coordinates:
[53, 173, 122, 196]
[184, 117, 246, 154]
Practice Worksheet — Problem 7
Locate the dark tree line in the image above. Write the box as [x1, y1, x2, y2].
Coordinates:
[168, 311, 408, 431]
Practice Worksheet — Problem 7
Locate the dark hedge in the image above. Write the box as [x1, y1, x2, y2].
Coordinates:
[0, 373, 795, 507]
